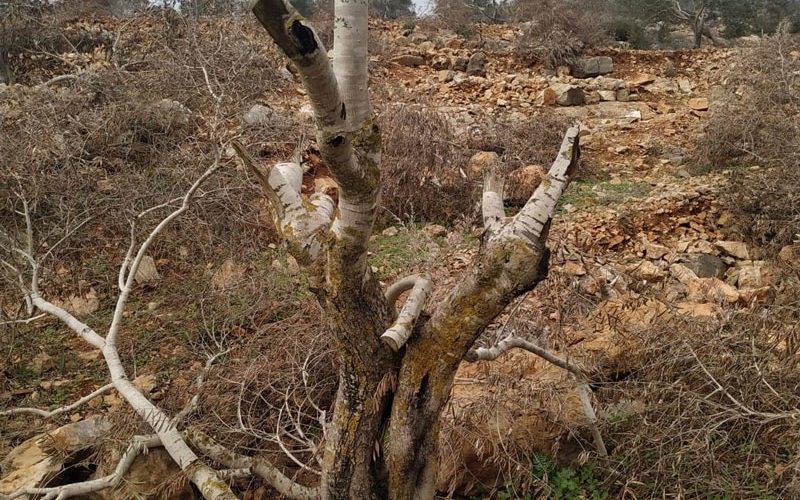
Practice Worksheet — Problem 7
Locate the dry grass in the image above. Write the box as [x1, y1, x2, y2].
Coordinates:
[512, 0, 609, 68]
[696, 27, 800, 250]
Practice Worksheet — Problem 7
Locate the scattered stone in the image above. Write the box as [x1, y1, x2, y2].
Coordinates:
[779, 244, 800, 264]
[30, 352, 54, 374]
[548, 83, 585, 106]
[0, 418, 111, 497]
[688, 97, 709, 111]
[564, 261, 587, 277]
[467, 151, 499, 177]
[53, 287, 99, 317]
[506, 164, 547, 203]
[628, 260, 665, 281]
[242, 104, 281, 127]
[669, 263, 699, 284]
[570, 56, 614, 78]
[675, 302, 722, 318]
[453, 57, 469, 72]
[687, 277, 739, 304]
[628, 74, 656, 87]
[94, 448, 196, 500]
[391, 54, 425, 67]
[598, 90, 617, 101]
[134, 256, 160, 284]
[132, 374, 157, 394]
[644, 241, 670, 260]
[381, 226, 399, 237]
[714, 241, 749, 260]
[736, 265, 763, 289]
[678, 253, 727, 279]
[314, 176, 338, 197]
[423, 224, 447, 238]
[211, 259, 245, 290]
[466, 52, 486, 77]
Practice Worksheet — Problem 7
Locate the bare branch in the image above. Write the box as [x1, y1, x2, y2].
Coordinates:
[187, 427, 320, 500]
[466, 335, 607, 456]
[0, 383, 114, 419]
[233, 141, 333, 266]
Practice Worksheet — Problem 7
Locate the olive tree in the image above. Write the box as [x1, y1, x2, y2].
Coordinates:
[239, 0, 580, 497]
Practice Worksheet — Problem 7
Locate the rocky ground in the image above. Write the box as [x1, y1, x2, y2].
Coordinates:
[2, 15, 800, 500]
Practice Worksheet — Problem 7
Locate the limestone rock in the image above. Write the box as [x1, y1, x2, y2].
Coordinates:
[628, 260, 665, 281]
[779, 244, 800, 264]
[52, 287, 99, 317]
[94, 448, 195, 500]
[453, 57, 469, 72]
[678, 254, 727, 279]
[506, 164, 546, 204]
[687, 278, 739, 304]
[30, 352, 54, 374]
[211, 259, 245, 290]
[134, 256, 160, 284]
[467, 151, 499, 177]
[714, 240, 749, 260]
[669, 263, 699, 284]
[423, 224, 447, 238]
[688, 97, 709, 111]
[242, 104, 281, 127]
[314, 176, 338, 197]
[0, 418, 112, 497]
[570, 56, 614, 78]
[549, 83, 585, 106]
[391, 54, 425, 67]
[466, 52, 486, 77]
[644, 241, 670, 260]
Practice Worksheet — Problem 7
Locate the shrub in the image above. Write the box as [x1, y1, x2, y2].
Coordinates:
[695, 26, 800, 249]
[513, 0, 609, 68]
[379, 107, 476, 224]
[606, 16, 652, 49]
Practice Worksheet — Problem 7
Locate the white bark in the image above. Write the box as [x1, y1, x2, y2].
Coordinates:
[502, 126, 580, 248]
[333, 0, 370, 130]
[5, 160, 238, 500]
[0, 383, 114, 418]
[233, 141, 334, 266]
[381, 274, 432, 351]
[482, 156, 507, 236]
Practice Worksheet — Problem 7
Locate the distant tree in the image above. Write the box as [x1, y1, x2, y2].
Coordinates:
[615, 0, 719, 48]
[371, 0, 414, 19]
[716, 0, 800, 37]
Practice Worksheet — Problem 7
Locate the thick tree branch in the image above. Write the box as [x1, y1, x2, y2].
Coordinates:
[481, 155, 507, 236]
[234, 141, 333, 266]
[503, 126, 580, 249]
[5, 162, 238, 500]
[381, 273, 432, 351]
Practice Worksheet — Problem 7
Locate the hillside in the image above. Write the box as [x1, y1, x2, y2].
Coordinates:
[2, 10, 800, 500]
